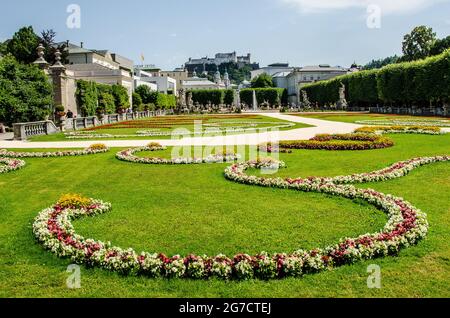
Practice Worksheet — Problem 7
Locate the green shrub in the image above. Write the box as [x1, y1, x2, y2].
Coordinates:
[111, 84, 130, 112]
[97, 84, 115, 114]
[132, 92, 143, 111]
[76, 80, 130, 116]
[76, 80, 98, 116]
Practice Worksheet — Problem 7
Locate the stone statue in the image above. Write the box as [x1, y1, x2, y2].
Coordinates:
[187, 91, 193, 108]
[301, 90, 311, 109]
[337, 83, 348, 110]
[178, 88, 186, 106]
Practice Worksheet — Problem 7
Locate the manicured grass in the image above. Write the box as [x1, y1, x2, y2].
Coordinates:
[0, 134, 449, 297]
[289, 112, 450, 124]
[29, 114, 310, 142]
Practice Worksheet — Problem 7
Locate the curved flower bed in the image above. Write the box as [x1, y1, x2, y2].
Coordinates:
[275, 133, 394, 151]
[0, 144, 109, 158]
[355, 119, 450, 128]
[116, 145, 240, 165]
[0, 158, 26, 174]
[225, 156, 450, 188]
[33, 155, 449, 280]
[355, 126, 444, 135]
[65, 121, 296, 139]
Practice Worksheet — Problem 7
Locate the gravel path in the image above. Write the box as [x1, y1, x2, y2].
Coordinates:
[0, 113, 367, 149]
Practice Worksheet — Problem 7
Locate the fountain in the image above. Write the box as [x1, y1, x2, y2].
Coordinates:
[252, 90, 258, 111]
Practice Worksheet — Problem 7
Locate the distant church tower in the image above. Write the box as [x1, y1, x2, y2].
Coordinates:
[214, 66, 222, 85]
[223, 69, 231, 88]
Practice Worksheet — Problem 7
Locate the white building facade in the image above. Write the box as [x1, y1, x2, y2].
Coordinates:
[133, 69, 177, 95]
[272, 65, 352, 105]
[251, 63, 294, 79]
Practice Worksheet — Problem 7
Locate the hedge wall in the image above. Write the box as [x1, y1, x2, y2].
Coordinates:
[191, 89, 223, 106]
[301, 49, 450, 108]
[240, 88, 286, 107]
[76, 80, 130, 116]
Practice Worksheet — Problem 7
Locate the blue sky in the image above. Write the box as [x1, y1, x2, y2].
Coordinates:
[1, 0, 450, 70]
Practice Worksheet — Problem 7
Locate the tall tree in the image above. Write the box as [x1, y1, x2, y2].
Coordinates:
[6, 26, 40, 64]
[0, 40, 8, 55]
[402, 25, 437, 61]
[430, 35, 450, 56]
[40, 29, 68, 64]
[0, 56, 53, 125]
[363, 55, 400, 70]
[251, 73, 274, 88]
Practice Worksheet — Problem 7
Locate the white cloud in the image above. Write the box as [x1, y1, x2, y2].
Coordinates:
[281, 0, 449, 15]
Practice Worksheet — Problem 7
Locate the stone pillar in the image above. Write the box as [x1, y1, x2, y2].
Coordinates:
[49, 50, 67, 121]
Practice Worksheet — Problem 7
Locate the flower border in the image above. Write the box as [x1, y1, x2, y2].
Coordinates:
[355, 126, 444, 135]
[355, 120, 450, 128]
[275, 133, 394, 151]
[0, 145, 109, 158]
[116, 146, 240, 165]
[0, 158, 26, 174]
[33, 155, 449, 280]
[65, 121, 296, 139]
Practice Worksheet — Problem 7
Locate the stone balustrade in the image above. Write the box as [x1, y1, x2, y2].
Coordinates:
[12, 110, 175, 140]
[13, 121, 59, 140]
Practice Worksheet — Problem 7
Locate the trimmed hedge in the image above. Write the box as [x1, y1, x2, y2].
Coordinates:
[301, 49, 450, 108]
[179, 89, 235, 107]
[240, 88, 286, 107]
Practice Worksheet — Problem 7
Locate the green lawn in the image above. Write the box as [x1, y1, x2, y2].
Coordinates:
[0, 134, 449, 297]
[289, 112, 450, 124]
[30, 115, 310, 142]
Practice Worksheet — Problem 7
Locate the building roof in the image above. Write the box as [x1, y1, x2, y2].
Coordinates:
[297, 65, 349, 72]
[182, 79, 217, 87]
[268, 63, 289, 67]
[66, 63, 115, 72]
[272, 71, 292, 78]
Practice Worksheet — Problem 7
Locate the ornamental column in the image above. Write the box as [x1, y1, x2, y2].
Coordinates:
[33, 43, 49, 72]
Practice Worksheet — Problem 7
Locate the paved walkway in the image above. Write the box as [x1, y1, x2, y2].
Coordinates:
[0, 113, 363, 149]
[0, 133, 13, 141]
